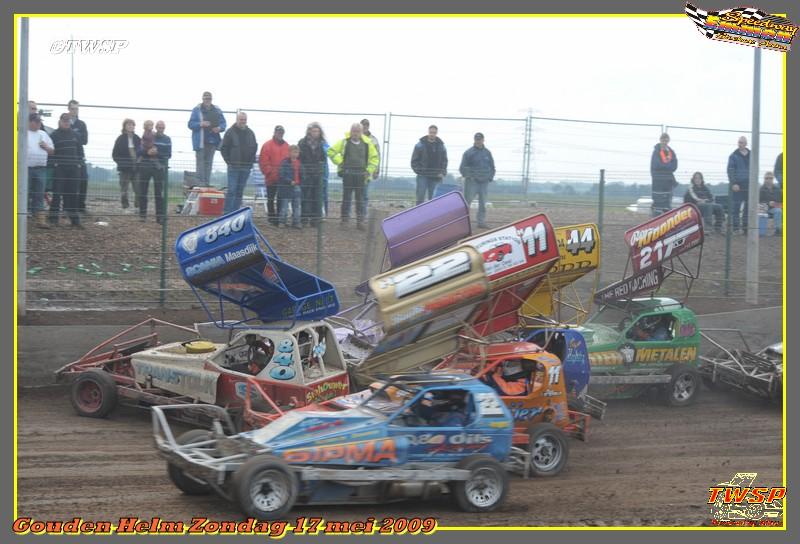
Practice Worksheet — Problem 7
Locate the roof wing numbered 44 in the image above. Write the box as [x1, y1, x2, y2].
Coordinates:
[175, 207, 340, 329]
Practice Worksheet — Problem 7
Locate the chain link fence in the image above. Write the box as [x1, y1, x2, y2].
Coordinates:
[19, 103, 784, 311]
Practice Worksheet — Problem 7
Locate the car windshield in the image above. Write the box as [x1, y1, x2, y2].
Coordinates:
[589, 303, 646, 332]
[357, 383, 420, 416]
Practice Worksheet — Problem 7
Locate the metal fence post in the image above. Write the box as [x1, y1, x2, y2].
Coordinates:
[383, 112, 392, 180]
[725, 182, 733, 296]
[159, 166, 169, 306]
[17, 18, 30, 317]
[597, 169, 605, 236]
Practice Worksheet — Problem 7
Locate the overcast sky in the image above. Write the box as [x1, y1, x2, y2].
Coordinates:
[23, 16, 784, 185]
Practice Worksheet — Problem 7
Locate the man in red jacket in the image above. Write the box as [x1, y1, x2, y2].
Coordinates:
[259, 125, 289, 226]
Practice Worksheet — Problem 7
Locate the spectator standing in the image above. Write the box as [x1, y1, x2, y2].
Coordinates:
[759, 171, 782, 236]
[111, 119, 141, 210]
[773, 152, 783, 188]
[220, 112, 258, 214]
[27, 113, 54, 229]
[67, 100, 89, 214]
[411, 125, 448, 204]
[328, 123, 379, 230]
[48, 113, 83, 229]
[188, 91, 226, 186]
[152, 121, 172, 224]
[361, 118, 380, 208]
[258, 125, 290, 226]
[683, 172, 723, 233]
[298, 122, 328, 227]
[726, 136, 751, 234]
[650, 132, 677, 216]
[137, 120, 162, 222]
[459, 132, 496, 229]
[277, 145, 303, 229]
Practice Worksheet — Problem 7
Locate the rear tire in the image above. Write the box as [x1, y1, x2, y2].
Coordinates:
[233, 455, 298, 520]
[663, 365, 701, 407]
[452, 455, 508, 513]
[70, 369, 118, 418]
[167, 429, 214, 495]
[527, 423, 570, 477]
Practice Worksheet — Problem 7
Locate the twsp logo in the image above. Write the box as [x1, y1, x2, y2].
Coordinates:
[685, 3, 797, 52]
[708, 472, 785, 526]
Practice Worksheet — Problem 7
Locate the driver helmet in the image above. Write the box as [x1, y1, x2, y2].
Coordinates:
[415, 392, 440, 420]
[639, 315, 662, 331]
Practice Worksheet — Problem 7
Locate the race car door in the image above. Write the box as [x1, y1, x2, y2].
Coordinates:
[386, 388, 501, 462]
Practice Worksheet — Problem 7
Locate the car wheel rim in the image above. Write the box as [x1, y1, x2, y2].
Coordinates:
[673, 374, 696, 402]
[250, 470, 290, 513]
[531, 435, 562, 472]
[77, 381, 102, 411]
[465, 467, 502, 508]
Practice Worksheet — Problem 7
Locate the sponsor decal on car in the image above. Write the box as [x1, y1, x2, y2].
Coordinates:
[282, 438, 398, 464]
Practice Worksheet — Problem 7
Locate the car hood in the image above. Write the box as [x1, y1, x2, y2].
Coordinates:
[242, 407, 383, 449]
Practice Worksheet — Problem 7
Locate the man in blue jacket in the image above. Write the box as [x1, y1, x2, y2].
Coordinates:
[727, 136, 751, 234]
[459, 132, 496, 229]
[188, 91, 227, 186]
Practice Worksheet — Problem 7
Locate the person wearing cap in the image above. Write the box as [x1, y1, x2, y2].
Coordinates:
[328, 123, 379, 230]
[360, 119, 381, 209]
[459, 132, 496, 229]
[27, 113, 54, 229]
[221, 111, 258, 214]
[411, 125, 448, 204]
[259, 125, 290, 226]
[188, 91, 227, 186]
[49, 113, 84, 229]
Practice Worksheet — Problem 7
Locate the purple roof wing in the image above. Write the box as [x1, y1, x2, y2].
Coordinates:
[382, 192, 472, 268]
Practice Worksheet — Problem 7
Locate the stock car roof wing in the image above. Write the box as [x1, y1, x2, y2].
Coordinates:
[354, 192, 471, 296]
[175, 207, 339, 328]
[521, 223, 601, 325]
[594, 203, 704, 306]
[355, 213, 558, 378]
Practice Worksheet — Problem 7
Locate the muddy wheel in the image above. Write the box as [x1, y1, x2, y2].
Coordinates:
[663, 365, 701, 407]
[167, 429, 214, 495]
[70, 369, 118, 418]
[233, 455, 297, 520]
[452, 455, 508, 513]
[527, 423, 570, 477]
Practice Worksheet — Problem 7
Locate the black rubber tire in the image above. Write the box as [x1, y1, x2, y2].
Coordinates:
[233, 454, 298, 520]
[452, 455, 509, 513]
[69, 368, 118, 418]
[527, 423, 570, 477]
[663, 365, 701, 407]
[167, 429, 214, 495]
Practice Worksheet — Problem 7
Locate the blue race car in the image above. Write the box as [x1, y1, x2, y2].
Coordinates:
[153, 373, 518, 519]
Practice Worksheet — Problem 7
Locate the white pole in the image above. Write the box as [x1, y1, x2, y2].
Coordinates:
[18, 18, 30, 316]
[745, 47, 761, 304]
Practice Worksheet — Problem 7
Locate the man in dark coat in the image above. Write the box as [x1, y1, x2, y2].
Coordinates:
[411, 125, 448, 204]
[459, 132, 496, 228]
[49, 113, 83, 228]
[650, 132, 677, 216]
[221, 111, 258, 214]
[727, 136, 751, 233]
[67, 100, 89, 214]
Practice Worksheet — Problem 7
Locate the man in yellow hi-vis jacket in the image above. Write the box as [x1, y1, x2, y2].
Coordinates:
[327, 123, 379, 230]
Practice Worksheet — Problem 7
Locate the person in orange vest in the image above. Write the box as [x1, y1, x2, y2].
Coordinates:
[486, 360, 529, 397]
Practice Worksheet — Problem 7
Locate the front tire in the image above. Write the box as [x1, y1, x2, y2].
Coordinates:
[233, 455, 298, 520]
[663, 365, 701, 407]
[527, 423, 570, 477]
[452, 455, 508, 513]
[70, 368, 118, 418]
[167, 429, 214, 495]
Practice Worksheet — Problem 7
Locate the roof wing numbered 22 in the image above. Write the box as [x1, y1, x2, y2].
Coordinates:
[175, 207, 340, 329]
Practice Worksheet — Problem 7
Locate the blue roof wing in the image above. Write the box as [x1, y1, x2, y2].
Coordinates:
[175, 207, 339, 328]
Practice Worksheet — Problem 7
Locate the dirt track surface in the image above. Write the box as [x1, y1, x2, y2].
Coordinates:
[17, 386, 782, 527]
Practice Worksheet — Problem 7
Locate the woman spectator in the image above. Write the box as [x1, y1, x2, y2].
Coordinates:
[297, 122, 329, 226]
[684, 172, 723, 234]
[111, 119, 141, 210]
